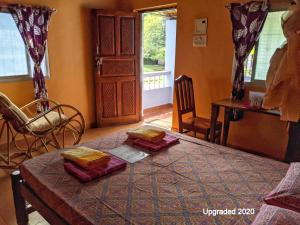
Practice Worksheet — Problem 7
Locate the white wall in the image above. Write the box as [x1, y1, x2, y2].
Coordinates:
[165, 19, 177, 92]
[143, 87, 173, 109]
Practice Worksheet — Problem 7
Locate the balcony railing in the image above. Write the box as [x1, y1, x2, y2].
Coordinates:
[143, 71, 172, 91]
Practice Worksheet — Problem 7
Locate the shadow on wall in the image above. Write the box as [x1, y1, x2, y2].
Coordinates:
[80, 5, 96, 127]
[78, 0, 119, 127]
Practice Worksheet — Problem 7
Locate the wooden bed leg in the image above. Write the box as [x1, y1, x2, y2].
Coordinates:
[11, 171, 28, 225]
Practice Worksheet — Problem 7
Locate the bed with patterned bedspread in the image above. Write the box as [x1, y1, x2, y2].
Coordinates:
[19, 127, 289, 225]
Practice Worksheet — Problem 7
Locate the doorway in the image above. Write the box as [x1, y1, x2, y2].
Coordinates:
[141, 8, 177, 129]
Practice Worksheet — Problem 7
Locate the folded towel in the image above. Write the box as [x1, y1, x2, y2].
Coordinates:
[133, 134, 179, 151]
[64, 155, 127, 183]
[61, 147, 110, 169]
[127, 127, 166, 143]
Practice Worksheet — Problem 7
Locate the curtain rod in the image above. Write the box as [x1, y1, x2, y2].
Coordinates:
[0, 3, 56, 12]
[225, 2, 266, 10]
[0, 3, 8, 8]
[133, 3, 177, 13]
[225, 3, 231, 9]
[225, 0, 295, 9]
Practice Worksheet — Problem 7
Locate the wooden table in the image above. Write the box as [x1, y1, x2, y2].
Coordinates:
[209, 98, 280, 146]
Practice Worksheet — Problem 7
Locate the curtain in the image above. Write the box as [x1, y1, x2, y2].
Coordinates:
[8, 5, 54, 111]
[230, 1, 268, 100]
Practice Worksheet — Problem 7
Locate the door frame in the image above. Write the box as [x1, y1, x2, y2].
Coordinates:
[135, 5, 177, 117]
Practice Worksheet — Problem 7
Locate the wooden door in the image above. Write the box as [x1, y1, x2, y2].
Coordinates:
[92, 10, 141, 127]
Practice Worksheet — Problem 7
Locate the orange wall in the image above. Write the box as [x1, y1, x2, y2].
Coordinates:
[0, 0, 117, 127]
[0, 0, 289, 160]
[125, 0, 288, 160]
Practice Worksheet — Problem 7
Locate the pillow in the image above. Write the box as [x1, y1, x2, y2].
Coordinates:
[264, 163, 300, 213]
[252, 204, 300, 225]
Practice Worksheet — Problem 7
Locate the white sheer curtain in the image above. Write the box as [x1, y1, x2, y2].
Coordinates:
[0, 13, 28, 77]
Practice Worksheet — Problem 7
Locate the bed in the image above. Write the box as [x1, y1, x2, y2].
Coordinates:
[12, 127, 289, 225]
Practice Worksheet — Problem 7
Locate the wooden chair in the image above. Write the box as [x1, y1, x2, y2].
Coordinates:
[174, 75, 222, 142]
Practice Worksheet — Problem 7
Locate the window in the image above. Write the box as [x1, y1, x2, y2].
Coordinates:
[244, 11, 286, 83]
[0, 12, 49, 81]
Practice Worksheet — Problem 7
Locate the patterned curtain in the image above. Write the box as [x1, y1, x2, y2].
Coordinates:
[8, 5, 54, 111]
[230, 1, 268, 100]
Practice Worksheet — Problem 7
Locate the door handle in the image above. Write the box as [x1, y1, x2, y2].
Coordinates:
[95, 57, 103, 73]
[96, 57, 103, 65]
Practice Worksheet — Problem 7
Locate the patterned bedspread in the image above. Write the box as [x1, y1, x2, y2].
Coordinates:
[20, 128, 289, 225]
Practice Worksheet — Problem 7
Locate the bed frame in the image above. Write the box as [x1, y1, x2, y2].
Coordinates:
[11, 171, 68, 225]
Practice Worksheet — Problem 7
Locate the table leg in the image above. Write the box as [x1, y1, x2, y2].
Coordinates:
[7, 121, 11, 165]
[210, 104, 220, 143]
[222, 107, 231, 146]
[285, 121, 300, 162]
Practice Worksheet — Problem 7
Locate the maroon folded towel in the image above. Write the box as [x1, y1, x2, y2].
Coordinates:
[64, 155, 127, 183]
[133, 134, 179, 151]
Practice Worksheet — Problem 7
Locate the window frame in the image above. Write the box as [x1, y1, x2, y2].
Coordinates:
[244, 8, 287, 86]
[0, 10, 50, 83]
[246, 42, 266, 86]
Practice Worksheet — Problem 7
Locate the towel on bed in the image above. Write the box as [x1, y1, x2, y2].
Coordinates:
[61, 147, 111, 168]
[64, 155, 127, 183]
[127, 127, 166, 143]
[133, 134, 179, 151]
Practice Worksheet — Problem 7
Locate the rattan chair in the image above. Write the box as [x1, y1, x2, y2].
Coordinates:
[0, 92, 85, 168]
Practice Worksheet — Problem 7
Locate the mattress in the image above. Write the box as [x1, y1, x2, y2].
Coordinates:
[20, 128, 289, 225]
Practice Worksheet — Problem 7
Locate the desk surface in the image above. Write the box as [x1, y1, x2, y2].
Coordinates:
[212, 98, 280, 116]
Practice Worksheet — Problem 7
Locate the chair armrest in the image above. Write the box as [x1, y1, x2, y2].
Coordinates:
[22, 104, 85, 133]
[20, 98, 59, 111]
[20, 98, 59, 118]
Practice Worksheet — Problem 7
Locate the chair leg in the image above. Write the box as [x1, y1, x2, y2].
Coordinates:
[215, 134, 221, 144]
[215, 126, 222, 144]
[51, 132, 61, 149]
[193, 130, 196, 137]
[205, 130, 209, 141]
[40, 138, 50, 152]
[179, 125, 183, 133]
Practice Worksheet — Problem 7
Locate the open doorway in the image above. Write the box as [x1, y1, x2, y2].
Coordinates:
[141, 8, 177, 130]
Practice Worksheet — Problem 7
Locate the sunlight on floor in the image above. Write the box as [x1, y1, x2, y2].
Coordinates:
[145, 111, 173, 130]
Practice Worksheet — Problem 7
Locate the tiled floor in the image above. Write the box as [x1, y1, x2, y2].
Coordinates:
[143, 104, 173, 130]
[145, 112, 173, 130]
[0, 111, 173, 225]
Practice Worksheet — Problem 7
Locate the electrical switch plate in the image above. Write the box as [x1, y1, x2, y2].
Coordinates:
[195, 18, 208, 34]
[193, 35, 207, 47]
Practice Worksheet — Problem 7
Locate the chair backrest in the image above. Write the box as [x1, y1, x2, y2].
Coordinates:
[0, 92, 29, 133]
[174, 75, 196, 120]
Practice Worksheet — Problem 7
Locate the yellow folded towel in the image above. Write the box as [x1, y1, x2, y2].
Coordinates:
[127, 127, 166, 143]
[61, 147, 110, 168]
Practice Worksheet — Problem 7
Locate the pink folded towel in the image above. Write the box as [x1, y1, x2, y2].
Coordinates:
[133, 134, 179, 151]
[64, 155, 127, 183]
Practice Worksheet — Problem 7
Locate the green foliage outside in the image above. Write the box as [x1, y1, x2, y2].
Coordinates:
[144, 64, 165, 73]
[143, 13, 166, 62]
